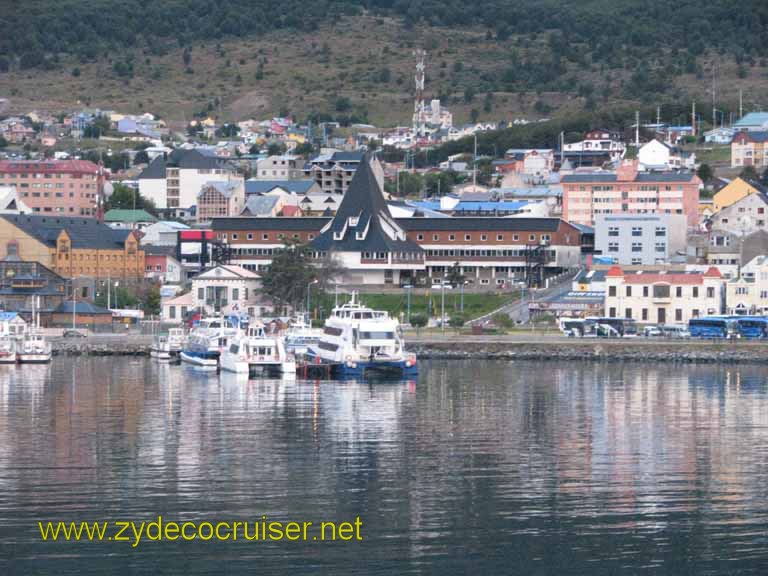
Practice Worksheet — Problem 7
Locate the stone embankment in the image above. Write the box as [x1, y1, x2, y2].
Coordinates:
[49, 334, 768, 364]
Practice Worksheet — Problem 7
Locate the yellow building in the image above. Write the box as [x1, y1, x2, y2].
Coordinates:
[0, 214, 144, 280]
[712, 177, 761, 212]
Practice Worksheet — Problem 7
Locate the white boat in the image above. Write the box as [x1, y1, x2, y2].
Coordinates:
[306, 293, 417, 378]
[150, 335, 172, 360]
[284, 317, 323, 355]
[18, 330, 52, 364]
[219, 321, 296, 376]
[0, 336, 17, 364]
[180, 317, 238, 369]
[166, 327, 187, 355]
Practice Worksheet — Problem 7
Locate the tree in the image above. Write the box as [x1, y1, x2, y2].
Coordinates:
[410, 313, 428, 335]
[446, 262, 465, 287]
[334, 96, 351, 112]
[292, 142, 314, 156]
[470, 108, 480, 124]
[449, 314, 466, 333]
[143, 283, 161, 316]
[740, 165, 759, 181]
[104, 183, 156, 213]
[260, 243, 342, 313]
[697, 163, 714, 182]
[267, 142, 286, 156]
[133, 150, 150, 165]
[216, 123, 240, 138]
[0, 136, 7, 149]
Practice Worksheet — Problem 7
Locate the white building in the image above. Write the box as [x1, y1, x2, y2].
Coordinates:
[191, 264, 270, 318]
[138, 149, 239, 209]
[563, 130, 625, 162]
[638, 139, 696, 171]
[604, 266, 725, 325]
[0, 185, 31, 214]
[708, 190, 768, 237]
[726, 255, 768, 314]
[140, 221, 190, 246]
[594, 213, 687, 265]
[253, 155, 304, 179]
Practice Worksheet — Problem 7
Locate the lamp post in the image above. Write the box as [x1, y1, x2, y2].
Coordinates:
[306, 279, 319, 324]
[460, 280, 467, 313]
[71, 277, 77, 329]
[403, 284, 412, 324]
[441, 278, 446, 334]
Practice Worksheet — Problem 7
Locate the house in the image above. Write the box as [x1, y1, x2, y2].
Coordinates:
[638, 139, 696, 171]
[712, 177, 763, 212]
[501, 149, 555, 182]
[731, 131, 768, 169]
[138, 149, 240, 209]
[704, 127, 735, 144]
[563, 130, 625, 162]
[161, 291, 194, 324]
[196, 180, 246, 223]
[0, 214, 145, 281]
[604, 266, 725, 325]
[190, 264, 272, 318]
[0, 185, 31, 214]
[708, 187, 768, 237]
[594, 213, 687, 265]
[104, 209, 158, 230]
[561, 160, 701, 228]
[303, 150, 365, 195]
[726, 255, 768, 314]
[140, 220, 190, 246]
[241, 195, 283, 217]
[733, 112, 768, 133]
[144, 245, 184, 284]
[0, 312, 28, 336]
[0, 159, 105, 216]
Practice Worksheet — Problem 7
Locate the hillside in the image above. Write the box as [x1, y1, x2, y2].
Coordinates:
[1, 2, 767, 128]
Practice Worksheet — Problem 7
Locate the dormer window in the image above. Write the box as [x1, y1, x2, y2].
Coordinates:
[349, 216, 359, 227]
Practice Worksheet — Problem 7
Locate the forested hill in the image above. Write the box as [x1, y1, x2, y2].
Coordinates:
[3, 0, 766, 70]
[1, 1, 767, 125]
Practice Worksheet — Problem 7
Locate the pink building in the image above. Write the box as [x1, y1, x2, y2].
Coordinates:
[0, 160, 105, 216]
[562, 161, 701, 229]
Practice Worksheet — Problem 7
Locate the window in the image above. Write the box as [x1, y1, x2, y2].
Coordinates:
[608, 286, 617, 297]
[608, 227, 619, 237]
[626, 286, 632, 297]
[232, 288, 239, 301]
[655, 227, 666, 236]
[693, 286, 699, 298]
[169, 306, 176, 319]
[642, 308, 648, 321]
[707, 287, 715, 298]
[247, 233, 253, 240]
[512, 235, 519, 241]
[480, 234, 487, 241]
[609, 307, 616, 318]
[449, 234, 455, 241]
[631, 242, 642, 252]
[631, 258, 642, 265]
[529, 234, 536, 242]
[417, 234, 424, 241]
[198, 288, 204, 300]
[655, 242, 665, 253]
[608, 242, 619, 252]
[675, 309, 683, 322]
[231, 233, 238, 240]
[433, 234, 439, 241]
[464, 234, 471, 241]
[675, 286, 682, 297]
[625, 308, 632, 319]
[497, 235, 503, 241]
[653, 285, 670, 298]
[631, 227, 642, 236]
[541, 234, 550, 242]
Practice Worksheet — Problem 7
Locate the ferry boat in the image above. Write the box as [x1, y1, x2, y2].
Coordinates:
[180, 317, 238, 369]
[219, 321, 296, 376]
[284, 317, 322, 355]
[306, 293, 417, 378]
[166, 327, 187, 355]
[18, 330, 52, 363]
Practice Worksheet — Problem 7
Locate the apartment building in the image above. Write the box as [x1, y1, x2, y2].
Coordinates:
[138, 149, 239, 209]
[562, 160, 701, 228]
[604, 266, 725, 325]
[0, 159, 104, 216]
[253, 155, 304, 179]
[731, 131, 768, 169]
[303, 150, 364, 195]
[594, 213, 687, 265]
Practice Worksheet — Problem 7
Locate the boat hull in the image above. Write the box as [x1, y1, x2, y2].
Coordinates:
[150, 349, 172, 360]
[220, 357, 296, 376]
[180, 350, 219, 369]
[305, 350, 417, 378]
[0, 353, 17, 364]
[18, 353, 51, 364]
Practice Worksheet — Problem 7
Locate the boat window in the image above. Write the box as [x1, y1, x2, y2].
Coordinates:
[324, 326, 343, 336]
[229, 344, 238, 354]
[360, 331, 395, 340]
[319, 341, 339, 351]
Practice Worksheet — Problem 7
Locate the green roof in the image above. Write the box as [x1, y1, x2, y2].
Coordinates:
[103, 209, 158, 223]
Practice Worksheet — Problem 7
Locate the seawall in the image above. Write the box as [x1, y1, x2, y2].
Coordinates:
[49, 334, 768, 364]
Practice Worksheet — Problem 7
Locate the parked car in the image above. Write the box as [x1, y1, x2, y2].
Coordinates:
[643, 326, 662, 337]
[63, 329, 87, 338]
[660, 325, 691, 339]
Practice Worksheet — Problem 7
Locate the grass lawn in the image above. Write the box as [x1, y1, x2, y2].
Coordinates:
[314, 291, 516, 322]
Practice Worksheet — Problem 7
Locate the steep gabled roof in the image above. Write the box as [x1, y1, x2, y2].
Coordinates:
[310, 156, 422, 254]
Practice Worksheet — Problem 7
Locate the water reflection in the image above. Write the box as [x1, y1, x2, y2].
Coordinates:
[0, 359, 766, 574]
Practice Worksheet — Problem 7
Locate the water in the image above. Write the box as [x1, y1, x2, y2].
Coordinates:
[1, 358, 767, 574]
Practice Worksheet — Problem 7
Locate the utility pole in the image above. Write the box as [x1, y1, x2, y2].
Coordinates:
[656, 106, 661, 127]
[692, 101, 697, 137]
[712, 65, 716, 130]
[739, 88, 743, 120]
[635, 111, 640, 146]
[107, 270, 111, 310]
[472, 133, 478, 190]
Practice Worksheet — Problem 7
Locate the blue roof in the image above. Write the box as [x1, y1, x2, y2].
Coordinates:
[735, 112, 768, 128]
[453, 201, 528, 212]
[55, 302, 112, 315]
[0, 312, 21, 321]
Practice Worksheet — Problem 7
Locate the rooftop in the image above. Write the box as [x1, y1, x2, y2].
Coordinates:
[2, 214, 137, 250]
[104, 209, 158, 223]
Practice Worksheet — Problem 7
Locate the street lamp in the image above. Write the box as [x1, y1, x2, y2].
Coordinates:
[306, 279, 319, 324]
[403, 284, 413, 324]
[441, 276, 447, 333]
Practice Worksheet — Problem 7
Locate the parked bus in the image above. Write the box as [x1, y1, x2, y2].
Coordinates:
[560, 317, 636, 338]
[731, 316, 768, 339]
[688, 316, 734, 339]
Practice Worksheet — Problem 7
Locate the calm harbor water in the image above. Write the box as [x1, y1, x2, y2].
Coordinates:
[0, 358, 767, 574]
